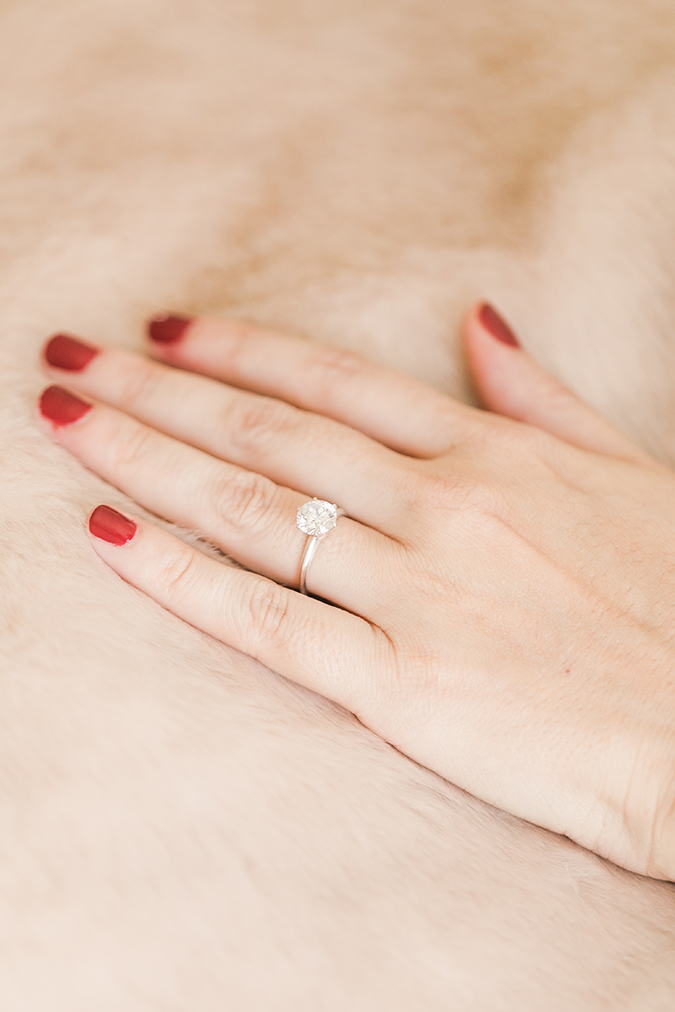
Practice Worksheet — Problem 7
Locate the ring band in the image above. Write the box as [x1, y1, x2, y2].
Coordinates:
[296, 498, 344, 596]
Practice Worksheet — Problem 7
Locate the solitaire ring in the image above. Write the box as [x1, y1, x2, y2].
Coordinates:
[296, 498, 344, 596]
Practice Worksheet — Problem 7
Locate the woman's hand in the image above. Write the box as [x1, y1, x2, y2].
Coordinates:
[38, 305, 675, 880]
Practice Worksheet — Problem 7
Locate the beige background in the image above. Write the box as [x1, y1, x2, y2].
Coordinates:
[1, 1, 675, 1008]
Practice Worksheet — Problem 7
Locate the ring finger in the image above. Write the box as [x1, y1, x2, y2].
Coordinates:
[37, 385, 397, 612]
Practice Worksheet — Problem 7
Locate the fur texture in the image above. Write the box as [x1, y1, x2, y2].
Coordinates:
[1, 0, 675, 1008]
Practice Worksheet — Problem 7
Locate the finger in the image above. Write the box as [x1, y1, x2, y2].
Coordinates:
[87, 505, 387, 715]
[463, 303, 653, 464]
[42, 334, 408, 529]
[38, 385, 395, 612]
[144, 314, 480, 456]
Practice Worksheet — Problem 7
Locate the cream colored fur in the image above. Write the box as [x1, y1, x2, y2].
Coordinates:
[1, 0, 675, 1008]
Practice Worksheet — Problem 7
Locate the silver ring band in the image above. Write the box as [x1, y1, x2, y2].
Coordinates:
[298, 534, 321, 596]
[296, 498, 344, 596]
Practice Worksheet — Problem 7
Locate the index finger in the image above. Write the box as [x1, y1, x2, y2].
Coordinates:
[146, 315, 481, 457]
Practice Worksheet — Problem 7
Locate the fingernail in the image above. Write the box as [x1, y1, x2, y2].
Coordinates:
[39, 385, 93, 427]
[89, 505, 137, 545]
[147, 313, 193, 344]
[44, 333, 100, 371]
[478, 303, 520, 348]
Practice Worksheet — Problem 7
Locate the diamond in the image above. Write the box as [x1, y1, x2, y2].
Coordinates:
[296, 498, 338, 537]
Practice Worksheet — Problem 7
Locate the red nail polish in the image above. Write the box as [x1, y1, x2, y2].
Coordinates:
[44, 333, 100, 371]
[478, 303, 520, 348]
[89, 505, 137, 545]
[39, 385, 92, 427]
[147, 313, 193, 344]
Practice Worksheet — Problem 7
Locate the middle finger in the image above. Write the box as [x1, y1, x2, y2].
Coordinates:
[43, 336, 409, 531]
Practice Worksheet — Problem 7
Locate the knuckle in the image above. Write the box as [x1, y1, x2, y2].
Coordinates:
[119, 360, 162, 410]
[242, 579, 292, 650]
[221, 320, 260, 370]
[111, 420, 157, 471]
[414, 470, 476, 511]
[305, 347, 365, 403]
[406, 468, 503, 523]
[397, 644, 445, 697]
[473, 414, 545, 461]
[156, 542, 199, 599]
[227, 395, 295, 454]
[216, 469, 280, 534]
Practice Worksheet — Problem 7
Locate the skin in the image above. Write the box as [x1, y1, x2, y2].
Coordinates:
[38, 306, 675, 882]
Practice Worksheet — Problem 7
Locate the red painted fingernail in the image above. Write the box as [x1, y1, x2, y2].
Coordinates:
[44, 333, 100, 371]
[39, 385, 92, 427]
[89, 505, 137, 545]
[478, 303, 520, 348]
[147, 313, 193, 344]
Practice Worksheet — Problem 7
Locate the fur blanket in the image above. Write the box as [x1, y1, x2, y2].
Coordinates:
[1, 1, 675, 1008]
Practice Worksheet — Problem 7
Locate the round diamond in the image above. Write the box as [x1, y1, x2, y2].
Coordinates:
[297, 499, 338, 537]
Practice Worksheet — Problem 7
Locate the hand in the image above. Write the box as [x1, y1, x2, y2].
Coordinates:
[38, 305, 675, 880]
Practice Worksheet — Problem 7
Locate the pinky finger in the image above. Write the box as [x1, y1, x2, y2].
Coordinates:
[87, 505, 385, 713]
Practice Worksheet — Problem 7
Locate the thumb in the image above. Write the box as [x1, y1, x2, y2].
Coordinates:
[463, 303, 651, 464]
